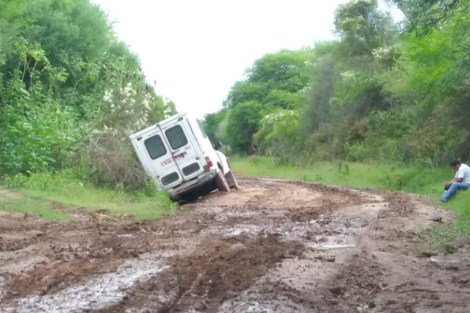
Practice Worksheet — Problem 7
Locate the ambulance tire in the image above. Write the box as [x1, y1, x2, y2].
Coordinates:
[225, 170, 240, 190]
[215, 170, 230, 192]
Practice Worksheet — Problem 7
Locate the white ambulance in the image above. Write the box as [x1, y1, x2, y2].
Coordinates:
[129, 113, 239, 201]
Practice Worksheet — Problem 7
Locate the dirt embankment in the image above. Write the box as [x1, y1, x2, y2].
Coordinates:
[1, 176, 469, 313]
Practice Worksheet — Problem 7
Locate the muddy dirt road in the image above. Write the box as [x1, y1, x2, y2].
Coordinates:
[1, 176, 469, 312]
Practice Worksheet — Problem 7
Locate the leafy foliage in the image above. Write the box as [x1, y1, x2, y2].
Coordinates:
[3, 0, 470, 195]
[254, 109, 300, 162]
[387, 0, 469, 34]
[207, 0, 470, 167]
[203, 109, 228, 143]
[212, 49, 313, 153]
[225, 101, 263, 153]
[0, 0, 175, 193]
[334, 0, 397, 56]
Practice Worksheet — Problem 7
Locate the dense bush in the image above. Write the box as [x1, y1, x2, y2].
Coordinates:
[0, 0, 176, 192]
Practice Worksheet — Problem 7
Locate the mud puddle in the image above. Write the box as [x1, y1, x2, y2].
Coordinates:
[3, 255, 167, 313]
[1, 176, 469, 313]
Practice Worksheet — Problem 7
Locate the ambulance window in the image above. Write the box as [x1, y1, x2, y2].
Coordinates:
[166, 125, 188, 150]
[196, 119, 208, 138]
[144, 135, 167, 160]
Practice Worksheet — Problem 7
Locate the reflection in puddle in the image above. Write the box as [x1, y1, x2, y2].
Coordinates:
[317, 244, 356, 250]
[4, 255, 167, 313]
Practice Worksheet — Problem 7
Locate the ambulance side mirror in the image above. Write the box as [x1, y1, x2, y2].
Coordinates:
[214, 141, 223, 150]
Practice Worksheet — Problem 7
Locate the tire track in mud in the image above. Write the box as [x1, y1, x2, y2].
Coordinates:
[1, 177, 469, 313]
[95, 236, 304, 313]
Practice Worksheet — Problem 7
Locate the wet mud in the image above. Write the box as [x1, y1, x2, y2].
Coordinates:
[1, 176, 469, 313]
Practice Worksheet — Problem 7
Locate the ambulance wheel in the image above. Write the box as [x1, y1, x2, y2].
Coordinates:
[225, 170, 240, 190]
[215, 170, 230, 192]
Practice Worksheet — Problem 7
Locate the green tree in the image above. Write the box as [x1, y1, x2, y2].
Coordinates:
[225, 49, 313, 110]
[225, 101, 263, 153]
[19, 0, 112, 67]
[204, 109, 228, 143]
[0, 0, 170, 190]
[0, 0, 29, 85]
[0, 43, 79, 174]
[254, 109, 300, 161]
[300, 53, 336, 135]
[221, 49, 313, 153]
[334, 0, 397, 56]
[387, 0, 469, 34]
[247, 49, 313, 92]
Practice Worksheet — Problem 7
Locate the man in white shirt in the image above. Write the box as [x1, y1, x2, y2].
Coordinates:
[441, 161, 470, 202]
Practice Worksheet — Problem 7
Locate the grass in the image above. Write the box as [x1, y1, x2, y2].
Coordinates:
[231, 156, 470, 249]
[1, 171, 177, 221]
[0, 193, 70, 221]
[2, 157, 469, 249]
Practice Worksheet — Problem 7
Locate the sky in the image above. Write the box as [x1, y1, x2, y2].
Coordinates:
[90, 0, 402, 119]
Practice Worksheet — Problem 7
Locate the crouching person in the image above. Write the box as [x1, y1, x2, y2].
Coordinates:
[441, 161, 470, 202]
